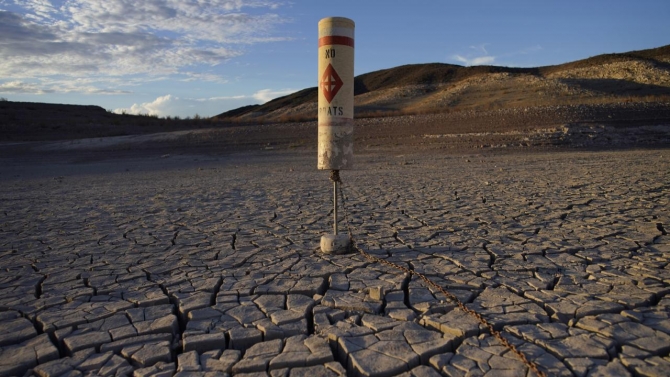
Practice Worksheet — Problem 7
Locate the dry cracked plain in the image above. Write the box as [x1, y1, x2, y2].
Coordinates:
[1, 149, 669, 377]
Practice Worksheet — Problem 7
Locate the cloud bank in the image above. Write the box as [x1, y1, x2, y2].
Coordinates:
[114, 88, 297, 117]
[0, 0, 289, 94]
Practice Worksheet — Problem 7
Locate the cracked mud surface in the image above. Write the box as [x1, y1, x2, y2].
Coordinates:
[1, 148, 669, 377]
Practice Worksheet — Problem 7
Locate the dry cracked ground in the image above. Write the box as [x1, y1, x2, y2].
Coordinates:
[1, 148, 669, 377]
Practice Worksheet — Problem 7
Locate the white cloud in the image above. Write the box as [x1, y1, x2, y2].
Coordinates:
[470, 43, 489, 55]
[252, 88, 296, 102]
[450, 43, 497, 66]
[114, 87, 297, 117]
[451, 44, 545, 67]
[194, 95, 248, 102]
[180, 72, 230, 84]
[62, 0, 288, 44]
[0, 0, 290, 93]
[0, 80, 52, 94]
[113, 94, 176, 116]
[113, 93, 251, 117]
[14, 0, 57, 21]
[0, 78, 132, 95]
[452, 55, 496, 66]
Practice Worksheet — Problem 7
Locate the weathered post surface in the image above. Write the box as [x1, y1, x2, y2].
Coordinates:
[317, 17, 354, 170]
[318, 17, 354, 254]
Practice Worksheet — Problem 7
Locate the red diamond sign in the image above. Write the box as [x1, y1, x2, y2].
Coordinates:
[320, 63, 343, 103]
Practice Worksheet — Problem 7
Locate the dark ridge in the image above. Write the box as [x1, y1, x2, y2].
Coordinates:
[215, 104, 261, 118]
[214, 87, 318, 119]
[354, 63, 539, 95]
[0, 101, 108, 118]
[539, 44, 670, 75]
[256, 87, 318, 112]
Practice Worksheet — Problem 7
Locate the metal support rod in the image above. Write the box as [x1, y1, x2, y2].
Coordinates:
[333, 179, 338, 234]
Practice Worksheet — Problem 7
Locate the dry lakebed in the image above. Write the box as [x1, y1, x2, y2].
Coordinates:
[1, 145, 669, 377]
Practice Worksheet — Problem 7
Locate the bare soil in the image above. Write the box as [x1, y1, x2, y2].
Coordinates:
[2, 102, 669, 174]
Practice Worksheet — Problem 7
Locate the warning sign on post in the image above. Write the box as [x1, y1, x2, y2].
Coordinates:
[320, 64, 343, 103]
[318, 17, 354, 170]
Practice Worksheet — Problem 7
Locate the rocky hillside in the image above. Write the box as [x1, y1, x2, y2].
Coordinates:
[215, 45, 670, 121]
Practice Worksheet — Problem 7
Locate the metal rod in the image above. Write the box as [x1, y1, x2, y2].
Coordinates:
[333, 179, 338, 234]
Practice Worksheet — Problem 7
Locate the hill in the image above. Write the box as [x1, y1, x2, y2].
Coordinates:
[215, 45, 670, 121]
[1, 45, 669, 149]
[0, 100, 225, 141]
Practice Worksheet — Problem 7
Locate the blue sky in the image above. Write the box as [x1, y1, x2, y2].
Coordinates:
[1, 0, 669, 118]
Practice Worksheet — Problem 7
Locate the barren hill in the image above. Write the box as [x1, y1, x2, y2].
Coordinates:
[2, 45, 670, 151]
[215, 45, 670, 121]
[0, 101, 221, 142]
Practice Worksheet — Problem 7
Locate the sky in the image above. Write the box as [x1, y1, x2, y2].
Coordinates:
[1, 0, 669, 118]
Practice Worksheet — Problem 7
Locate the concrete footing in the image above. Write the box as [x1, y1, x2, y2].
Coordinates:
[320, 234, 351, 254]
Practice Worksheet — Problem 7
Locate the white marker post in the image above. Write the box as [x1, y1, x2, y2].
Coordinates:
[318, 17, 354, 254]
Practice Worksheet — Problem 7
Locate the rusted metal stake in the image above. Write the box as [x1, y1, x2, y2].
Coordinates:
[333, 178, 338, 234]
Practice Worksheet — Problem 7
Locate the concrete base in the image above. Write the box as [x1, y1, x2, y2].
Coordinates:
[320, 234, 351, 254]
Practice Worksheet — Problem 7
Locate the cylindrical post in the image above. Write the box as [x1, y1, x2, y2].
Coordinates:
[319, 17, 354, 255]
[333, 178, 338, 234]
[318, 17, 354, 170]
